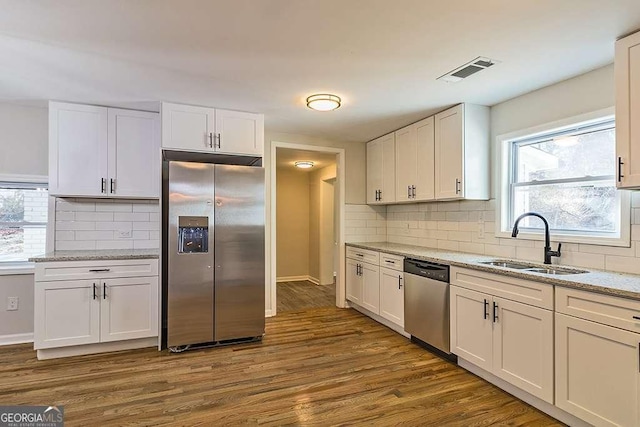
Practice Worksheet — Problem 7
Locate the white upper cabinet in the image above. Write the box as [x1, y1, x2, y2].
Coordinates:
[366, 133, 396, 204]
[49, 102, 108, 197]
[161, 103, 214, 152]
[395, 116, 435, 202]
[49, 102, 160, 199]
[161, 102, 264, 156]
[616, 30, 640, 189]
[434, 104, 490, 201]
[215, 109, 264, 156]
[108, 109, 160, 198]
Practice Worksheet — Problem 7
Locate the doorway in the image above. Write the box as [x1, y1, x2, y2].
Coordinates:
[267, 142, 345, 316]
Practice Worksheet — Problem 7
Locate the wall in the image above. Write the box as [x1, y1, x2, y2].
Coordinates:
[55, 198, 160, 250]
[276, 167, 310, 279]
[0, 274, 34, 342]
[344, 204, 387, 242]
[265, 131, 365, 204]
[0, 103, 48, 177]
[386, 64, 640, 275]
[0, 103, 48, 341]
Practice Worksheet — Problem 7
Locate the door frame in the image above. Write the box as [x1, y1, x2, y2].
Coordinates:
[267, 141, 346, 316]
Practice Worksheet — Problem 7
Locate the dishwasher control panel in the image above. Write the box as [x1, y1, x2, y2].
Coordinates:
[404, 258, 449, 282]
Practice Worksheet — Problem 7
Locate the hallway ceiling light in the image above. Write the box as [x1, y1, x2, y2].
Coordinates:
[295, 161, 314, 169]
[306, 94, 341, 111]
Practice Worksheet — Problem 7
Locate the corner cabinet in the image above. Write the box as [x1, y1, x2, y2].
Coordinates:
[161, 102, 264, 156]
[450, 267, 554, 403]
[49, 102, 160, 198]
[555, 287, 640, 427]
[615, 30, 640, 189]
[434, 104, 490, 200]
[34, 259, 159, 359]
[366, 133, 396, 204]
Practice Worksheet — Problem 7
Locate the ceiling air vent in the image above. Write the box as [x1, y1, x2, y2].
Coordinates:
[437, 57, 500, 83]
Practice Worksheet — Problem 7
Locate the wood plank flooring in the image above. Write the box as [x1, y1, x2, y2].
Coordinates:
[277, 280, 336, 312]
[0, 307, 563, 426]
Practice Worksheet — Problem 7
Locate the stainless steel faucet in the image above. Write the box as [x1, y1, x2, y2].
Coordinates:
[511, 212, 561, 265]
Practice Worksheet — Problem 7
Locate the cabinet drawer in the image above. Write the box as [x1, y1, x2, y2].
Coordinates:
[346, 247, 380, 265]
[35, 259, 159, 282]
[450, 267, 553, 310]
[556, 286, 640, 333]
[380, 253, 404, 271]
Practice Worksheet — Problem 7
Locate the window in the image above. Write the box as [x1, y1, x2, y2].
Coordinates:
[0, 180, 48, 263]
[498, 110, 630, 246]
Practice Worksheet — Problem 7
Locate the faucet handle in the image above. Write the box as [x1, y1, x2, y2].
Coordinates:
[555, 243, 562, 256]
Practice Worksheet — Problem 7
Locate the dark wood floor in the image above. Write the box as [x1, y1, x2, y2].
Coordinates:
[277, 280, 336, 312]
[0, 307, 562, 426]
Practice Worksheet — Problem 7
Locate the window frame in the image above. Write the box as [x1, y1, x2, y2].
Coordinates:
[0, 174, 49, 273]
[496, 107, 631, 247]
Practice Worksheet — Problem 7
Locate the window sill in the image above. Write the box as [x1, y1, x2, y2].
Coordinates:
[494, 230, 631, 248]
[0, 263, 35, 276]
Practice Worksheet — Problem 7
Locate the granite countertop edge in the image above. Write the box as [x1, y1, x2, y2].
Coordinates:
[29, 249, 160, 263]
[346, 242, 640, 301]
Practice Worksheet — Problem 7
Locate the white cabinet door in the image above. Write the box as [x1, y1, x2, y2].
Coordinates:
[616, 30, 640, 189]
[366, 133, 395, 204]
[49, 102, 108, 197]
[379, 267, 404, 327]
[346, 259, 363, 304]
[215, 109, 264, 156]
[100, 276, 159, 342]
[450, 285, 492, 372]
[492, 297, 554, 403]
[366, 137, 383, 204]
[395, 124, 417, 202]
[434, 104, 464, 200]
[556, 313, 640, 427]
[108, 109, 160, 198]
[415, 116, 435, 201]
[161, 102, 215, 152]
[34, 280, 101, 349]
[360, 262, 380, 314]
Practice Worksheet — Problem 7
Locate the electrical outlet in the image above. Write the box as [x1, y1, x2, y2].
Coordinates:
[117, 229, 132, 239]
[7, 297, 18, 311]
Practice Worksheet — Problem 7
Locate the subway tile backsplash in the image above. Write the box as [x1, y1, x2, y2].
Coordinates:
[348, 195, 640, 276]
[55, 198, 160, 251]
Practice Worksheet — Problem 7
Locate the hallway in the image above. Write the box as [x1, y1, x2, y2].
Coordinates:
[276, 280, 335, 312]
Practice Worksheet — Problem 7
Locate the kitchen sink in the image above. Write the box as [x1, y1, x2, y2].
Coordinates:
[480, 260, 533, 269]
[480, 260, 588, 275]
[525, 267, 588, 275]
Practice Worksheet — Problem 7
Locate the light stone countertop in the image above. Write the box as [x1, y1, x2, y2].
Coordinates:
[347, 242, 640, 301]
[29, 249, 159, 263]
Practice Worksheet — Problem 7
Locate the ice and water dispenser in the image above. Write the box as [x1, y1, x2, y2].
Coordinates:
[178, 216, 209, 253]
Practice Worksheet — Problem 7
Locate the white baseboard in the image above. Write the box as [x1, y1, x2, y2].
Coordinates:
[36, 337, 158, 360]
[276, 275, 320, 285]
[458, 358, 590, 427]
[0, 332, 34, 346]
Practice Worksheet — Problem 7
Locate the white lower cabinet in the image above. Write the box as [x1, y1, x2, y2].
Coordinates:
[345, 248, 405, 330]
[555, 287, 640, 427]
[379, 267, 404, 327]
[34, 259, 159, 355]
[450, 267, 554, 404]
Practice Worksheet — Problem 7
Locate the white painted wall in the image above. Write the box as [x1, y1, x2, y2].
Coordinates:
[0, 103, 48, 176]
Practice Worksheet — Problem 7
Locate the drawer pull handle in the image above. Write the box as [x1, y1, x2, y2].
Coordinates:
[385, 260, 395, 264]
[89, 269, 111, 272]
[355, 254, 364, 257]
[633, 316, 640, 321]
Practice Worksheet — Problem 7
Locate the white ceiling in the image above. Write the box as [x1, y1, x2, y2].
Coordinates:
[1, 0, 639, 142]
[276, 148, 336, 172]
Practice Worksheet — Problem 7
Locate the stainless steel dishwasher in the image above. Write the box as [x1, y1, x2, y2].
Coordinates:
[404, 258, 451, 355]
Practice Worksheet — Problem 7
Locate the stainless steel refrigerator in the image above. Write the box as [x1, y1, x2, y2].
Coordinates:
[162, 157, 265, 351]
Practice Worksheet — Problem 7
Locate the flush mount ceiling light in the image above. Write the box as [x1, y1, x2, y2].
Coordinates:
[295, 161, 314, 169]
[306, 94, 341, 111]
